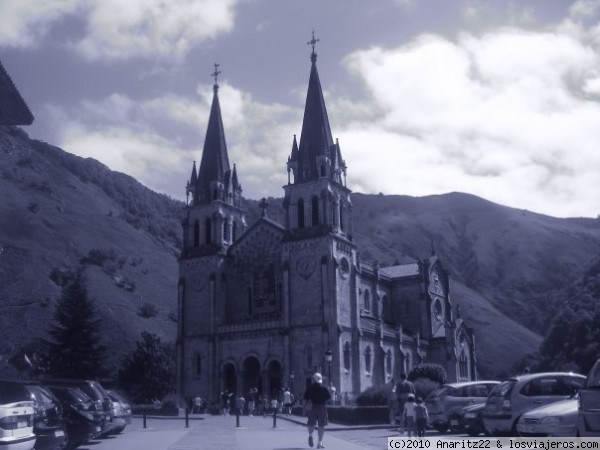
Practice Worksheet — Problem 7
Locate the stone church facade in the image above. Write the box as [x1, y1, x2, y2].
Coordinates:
[176, 46, 477, 402]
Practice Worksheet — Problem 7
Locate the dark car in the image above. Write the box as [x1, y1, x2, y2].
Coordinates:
[577, 359, 600, 437]
[451, 402, 487, 436]
[17, 382, 66, 450]
[40, 380, 114, 437]
[46, 386, 103, 450]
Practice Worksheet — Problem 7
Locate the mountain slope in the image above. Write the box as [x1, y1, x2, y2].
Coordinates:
[1, 125, 599, 379]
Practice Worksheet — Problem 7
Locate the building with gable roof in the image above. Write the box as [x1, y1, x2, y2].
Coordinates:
[176, 43, 476, 403]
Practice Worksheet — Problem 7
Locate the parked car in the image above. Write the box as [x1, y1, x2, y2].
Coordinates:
[577, 358, 600, 437]
[451, 402, 487, 436]
[46, 386, 103, 450]
[106, 391, 131, 434]
[483, 372, 586, 436]
[19, 382, 66, 450]
[0, 381, 36, 450]
[40, 380, 114, 437]
[516, 397, 578, 437]
[426, 380, 500, 432]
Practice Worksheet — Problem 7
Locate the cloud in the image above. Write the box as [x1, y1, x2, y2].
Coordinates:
[338, 25, 600, 218]
[0, 0, 80, 47]
[0, 0, 237, 61]
[43, 84, 301, 201]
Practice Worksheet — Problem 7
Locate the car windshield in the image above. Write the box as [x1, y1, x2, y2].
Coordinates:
[489, 380, 515, 397]
[0, 383, 31, 404]
[585, 361, 600, 389]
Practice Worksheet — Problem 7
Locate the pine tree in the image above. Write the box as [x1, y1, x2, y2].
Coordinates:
[46, 271, 108, 379]
[118, 332, 175, 404]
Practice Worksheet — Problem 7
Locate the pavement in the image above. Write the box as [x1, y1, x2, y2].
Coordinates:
[86, 413, 396, 450]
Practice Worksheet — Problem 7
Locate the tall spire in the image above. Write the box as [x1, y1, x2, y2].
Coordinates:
[195, 63, 232, 204]
[291, 31, 345, 184]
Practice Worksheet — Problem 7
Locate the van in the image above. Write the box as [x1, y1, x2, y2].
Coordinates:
[483, 372, 585, 436]
[577, 359, 600, 437]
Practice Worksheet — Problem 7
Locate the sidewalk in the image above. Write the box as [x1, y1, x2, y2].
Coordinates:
[166, 414, 382, 450]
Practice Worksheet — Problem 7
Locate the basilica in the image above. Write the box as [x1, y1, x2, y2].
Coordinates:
[175, 41, 477, 402]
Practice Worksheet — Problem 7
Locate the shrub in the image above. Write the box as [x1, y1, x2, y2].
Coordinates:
[356, 383, 394, 406]
[408, 363, 447, 385]
[413, 377, 442, 400]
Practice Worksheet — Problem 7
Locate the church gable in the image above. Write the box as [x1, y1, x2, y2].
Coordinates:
[224, 218, 285, 323]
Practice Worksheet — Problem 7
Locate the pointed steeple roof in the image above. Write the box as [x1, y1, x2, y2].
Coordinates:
[196, 64, 231, 203]
[294, 33, 340, 183]
[190, 161, 198, 185]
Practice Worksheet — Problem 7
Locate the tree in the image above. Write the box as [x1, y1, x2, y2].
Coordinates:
[408, 363, 447, 385]
[118, 332, 175, 404]
[45, 271, 108, 378]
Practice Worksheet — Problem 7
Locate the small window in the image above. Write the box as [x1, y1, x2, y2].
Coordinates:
[365, 346, 372, 374]
[223, 218, 230, 242]
[193, 220, 200, 247]
[386, 350, 392, 376]
[195, 355, 202, 376]
[343, 342, 351, 371]
[205, 218, 212, 244]
[364, 289, 371, 312]
[297, 198, 305, 229]
[311, 196, 319, 226]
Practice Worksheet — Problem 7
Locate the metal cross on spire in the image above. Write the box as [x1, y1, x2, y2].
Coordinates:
[211, 63, 221, 91]
[307, 30, 319, 62]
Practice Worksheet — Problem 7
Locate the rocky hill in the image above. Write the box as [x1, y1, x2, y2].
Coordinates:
[1, 125, 599, 379]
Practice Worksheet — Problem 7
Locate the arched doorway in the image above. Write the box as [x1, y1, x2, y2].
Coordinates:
[267, 360, 282, 398]
[222, 363, 236, 394]
[243, 356, 261, 396]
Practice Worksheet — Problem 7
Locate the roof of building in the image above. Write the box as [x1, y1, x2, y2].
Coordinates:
[0, 60, 34, 125]
[379, 263, 420, 279]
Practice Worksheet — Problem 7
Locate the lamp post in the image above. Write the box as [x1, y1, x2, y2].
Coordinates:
[324, 349, 333, 387]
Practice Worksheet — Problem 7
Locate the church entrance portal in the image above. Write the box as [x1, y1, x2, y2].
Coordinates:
[222, 363, 236, 394]
[243, 357, 261, 396]
[267, 360, 282, 397]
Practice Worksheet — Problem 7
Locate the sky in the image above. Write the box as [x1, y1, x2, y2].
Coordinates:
[1, 0, 599, 219]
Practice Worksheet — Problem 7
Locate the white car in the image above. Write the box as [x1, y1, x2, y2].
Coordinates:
[0, 382, 36, 450]
[517, 398, 578, 437]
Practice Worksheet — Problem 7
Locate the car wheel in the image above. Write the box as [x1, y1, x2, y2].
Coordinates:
[434, 424, 449, 433]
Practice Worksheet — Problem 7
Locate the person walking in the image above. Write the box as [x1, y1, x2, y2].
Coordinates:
[402, 394, 417, 437]
[395, 373, 415, 433]
[414, 397, 429, 437]
[303, 372, 331, 449]
[283, 387, 293, 415]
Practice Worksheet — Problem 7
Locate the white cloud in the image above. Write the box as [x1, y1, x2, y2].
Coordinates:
[73, 0, 237, 61]
[0, 0, 237, 61]
[570, 0, 600, 20]
[338, 25, 600, 217]
[43, 83, 301, 201]
[0, 0, 80, 47]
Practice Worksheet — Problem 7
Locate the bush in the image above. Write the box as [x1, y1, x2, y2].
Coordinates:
[356, 384, 394, 406]
[413, 377, 442, 400]
[408, 363, 447, 385]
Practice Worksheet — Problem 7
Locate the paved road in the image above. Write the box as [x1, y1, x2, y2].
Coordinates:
[80, 415, 457, 450]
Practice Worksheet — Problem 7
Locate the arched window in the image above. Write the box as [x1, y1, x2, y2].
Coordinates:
[343, 342, 351, 371]
[320, 165, 326, 177]
[365, 346, 372, 374]
[232, 221, 237, 242]
[340, 204, 345, 231]
[305, 345, 313, 368]
[193, 220, 200, 247]
[223, 218, 230, 242]
[311, 196, 319, 226]
[386, 350, 393, 376]
[205, 218, 212, 244]
[364, 289, 371, 312]
[297, 198, 305, 228]
[195, 354, 202, 376]
[459, 350, 468, 380]
[213, 188, 218, 200]
[247, 286, 252, 316]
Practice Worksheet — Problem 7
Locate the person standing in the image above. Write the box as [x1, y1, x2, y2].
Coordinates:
[283, 387, 292, 415]
[395, 373, 415, 433]
[402, 394, 417, 437]
[414, 397, 429, 437]
[303, 372, 331, 449]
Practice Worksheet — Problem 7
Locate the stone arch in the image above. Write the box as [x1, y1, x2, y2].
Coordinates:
[221, 361, 237, 394]
[243, 356, 261, 396]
